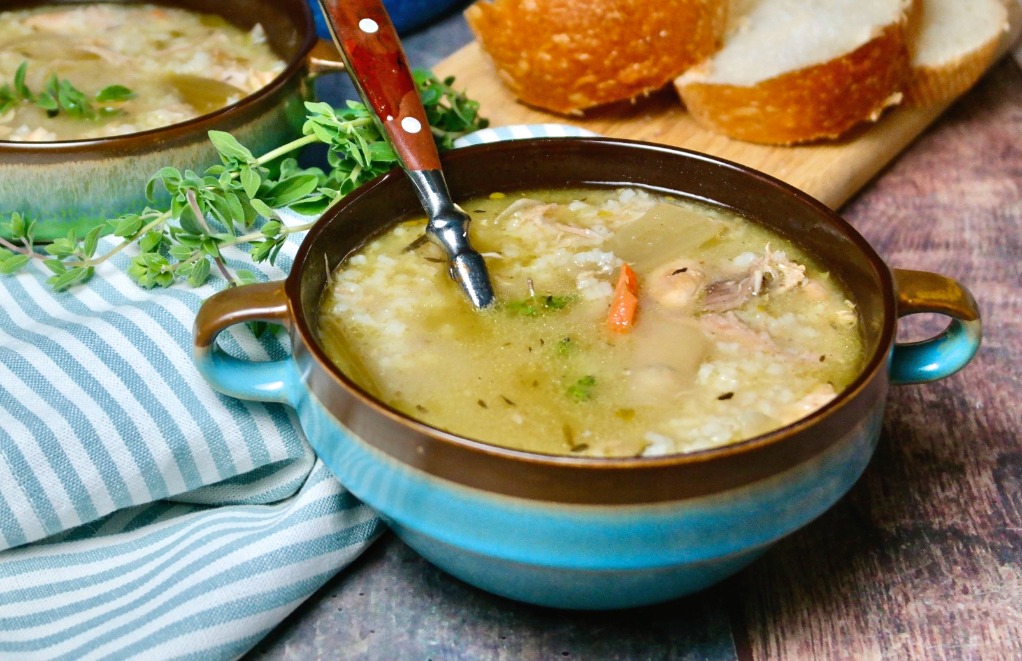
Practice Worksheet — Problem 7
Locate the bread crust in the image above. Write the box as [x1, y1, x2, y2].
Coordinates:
[675, 3, 918, 145]
[465, 0, 727, 115]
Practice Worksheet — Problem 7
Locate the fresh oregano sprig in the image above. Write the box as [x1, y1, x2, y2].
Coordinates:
[0, 61, 135, 119]
[0, 70, 487, 291]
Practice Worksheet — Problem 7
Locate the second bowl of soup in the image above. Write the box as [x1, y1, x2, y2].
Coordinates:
[194, 137, 981, 609]
[0, 0, 340, 240]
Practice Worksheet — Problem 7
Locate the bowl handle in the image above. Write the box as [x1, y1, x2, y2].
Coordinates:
[192, 280, 298, 405]
[890, 268, 982, 385]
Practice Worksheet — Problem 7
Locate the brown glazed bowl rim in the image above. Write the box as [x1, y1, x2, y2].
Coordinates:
[287, 137, 897, 501]
[0, 0, 316, 155]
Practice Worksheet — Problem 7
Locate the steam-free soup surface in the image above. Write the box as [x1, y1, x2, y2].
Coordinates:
[319, 188, 865, 457]
[0, 3, 285, 141]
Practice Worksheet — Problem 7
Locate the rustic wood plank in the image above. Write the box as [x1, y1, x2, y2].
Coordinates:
[251, 534, 739, 660]
[731, 57, 1022, 661]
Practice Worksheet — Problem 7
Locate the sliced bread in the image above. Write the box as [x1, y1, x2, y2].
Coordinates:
[903, 0, 1010, 105]
[674, 0, 919, 145]
[465, 0, 728, 115]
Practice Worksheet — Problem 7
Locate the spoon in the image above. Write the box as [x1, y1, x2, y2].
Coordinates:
[317, 0, 495, 309]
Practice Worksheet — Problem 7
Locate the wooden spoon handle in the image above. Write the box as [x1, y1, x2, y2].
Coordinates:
[317, 0, 440, 171]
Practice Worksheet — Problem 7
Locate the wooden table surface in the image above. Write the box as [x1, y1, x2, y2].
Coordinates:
[250, 10, 1022, 660]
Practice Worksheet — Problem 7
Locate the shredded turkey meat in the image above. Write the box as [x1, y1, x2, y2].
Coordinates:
[701, 245, 807, 312]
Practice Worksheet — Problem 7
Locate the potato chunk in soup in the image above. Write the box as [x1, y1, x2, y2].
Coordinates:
[319, 188, 864, 457]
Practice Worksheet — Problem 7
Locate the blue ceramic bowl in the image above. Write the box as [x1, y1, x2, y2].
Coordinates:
[194, 138, 981, 609]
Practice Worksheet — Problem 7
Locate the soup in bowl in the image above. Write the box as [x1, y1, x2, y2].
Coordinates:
[193, 138, 981, 609]
[319, 186, 867, 457]
[0, 0, 342, 240]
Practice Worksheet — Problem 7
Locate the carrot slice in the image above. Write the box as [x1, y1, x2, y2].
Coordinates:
[607, 263, 639, 334]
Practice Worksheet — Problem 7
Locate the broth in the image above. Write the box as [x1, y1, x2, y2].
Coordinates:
[319, 188, 865, 457]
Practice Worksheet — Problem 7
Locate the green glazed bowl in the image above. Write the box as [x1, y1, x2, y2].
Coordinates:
[0, 0, 340, 241]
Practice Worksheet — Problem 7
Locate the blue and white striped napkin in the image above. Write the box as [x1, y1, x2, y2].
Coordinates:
[0, 124, 595, 659]
[0, 230, 385, 659]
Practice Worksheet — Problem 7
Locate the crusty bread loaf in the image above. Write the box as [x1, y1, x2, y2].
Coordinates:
[903, 0, 1010, 105]
[465, 0, 728, 115]
[674, 0, 919, 145]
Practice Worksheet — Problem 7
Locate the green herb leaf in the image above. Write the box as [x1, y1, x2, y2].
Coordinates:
[56, 77, 94, 119]
[240, 167, 261, 199]
[9, 212, 27, 238]
[35, 91, 58, 114]
[0, 253, 31, 274]
[138, 230, 165, 253]
[504, 294, 575, 317]
[177, 204, 205, 236]
[209, 130, 255, 163]
[44, 237, 77, 258]
[260, 220, 281, 238]
[567, 375, 597, 402]
[200, 236, 222, 259]
[113, 214, 144, 237]
[128, 253, 174, 288]
[249, 239, 275, 262]
[48, 266, 93, 291]
[13, 61, 31, 100]
[168, 244, 195, 261]
[264, 174, 320, 208]
[249, 198, 276, 219]
[235, 270, 260, 286]
[42, 258, 67, 275]
[148, 167, 182, 199]
[83, 225, 103, 258]
[0, 84, 16, 114]
[223, 191, 245, 227]
[95, 84, 134, 103]
[286, 196, 332, 217]
[188, 256, 211, 287]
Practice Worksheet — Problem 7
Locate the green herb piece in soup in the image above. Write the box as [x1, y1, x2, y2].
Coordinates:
[504, 294, 574, 317]
[0, 62, 133, 122]
[95, 85, 136, 104]
[567, 375, 598, 402]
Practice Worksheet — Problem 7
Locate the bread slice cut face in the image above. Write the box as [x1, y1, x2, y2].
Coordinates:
[904, 0, 1010, 105]
[675, 0, 919, 144]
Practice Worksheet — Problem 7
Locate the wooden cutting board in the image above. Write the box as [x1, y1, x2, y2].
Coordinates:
[433, 28, 1018, 210]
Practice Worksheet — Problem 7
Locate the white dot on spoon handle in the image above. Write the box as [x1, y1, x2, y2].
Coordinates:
[401, 117, 422, 134]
